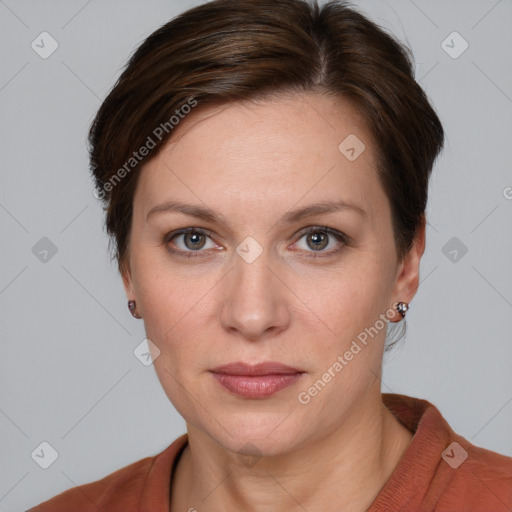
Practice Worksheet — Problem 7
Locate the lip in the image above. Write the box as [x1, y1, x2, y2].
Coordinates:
[211, 373, 303, 398]
[210, 361, 303, 376]
[210, 361, 304, 399]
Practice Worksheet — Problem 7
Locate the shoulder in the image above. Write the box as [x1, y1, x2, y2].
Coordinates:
[27, 434, 188, 512]
[443, 437, 512, 508]
[27, 455, 156, 511]
[375, 394, 512, 511]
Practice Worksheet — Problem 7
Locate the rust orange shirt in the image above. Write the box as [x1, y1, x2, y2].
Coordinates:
[28, 393, 512, 511]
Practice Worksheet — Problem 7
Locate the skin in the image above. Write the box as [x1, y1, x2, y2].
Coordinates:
[121, 92, 424, 512]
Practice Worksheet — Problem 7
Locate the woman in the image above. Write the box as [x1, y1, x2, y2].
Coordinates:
[29, 0, 512, 510]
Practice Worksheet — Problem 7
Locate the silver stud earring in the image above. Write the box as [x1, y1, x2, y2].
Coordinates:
[395, 301, 409, 318]
[128, 300, 142, 319]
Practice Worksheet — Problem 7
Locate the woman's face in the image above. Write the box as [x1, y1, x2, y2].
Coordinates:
[122, 92, 422, 456]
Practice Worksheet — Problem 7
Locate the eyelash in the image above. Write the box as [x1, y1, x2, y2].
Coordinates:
[163, 226, 350, 260]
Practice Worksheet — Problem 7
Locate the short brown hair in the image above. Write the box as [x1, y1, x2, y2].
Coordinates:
[89, 0, 444, 309]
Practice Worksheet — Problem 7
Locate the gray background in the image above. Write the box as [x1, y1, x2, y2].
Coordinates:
[1, 0, 511, 510]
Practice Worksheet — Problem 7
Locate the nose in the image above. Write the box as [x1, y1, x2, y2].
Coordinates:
[219, 247, 291, 342]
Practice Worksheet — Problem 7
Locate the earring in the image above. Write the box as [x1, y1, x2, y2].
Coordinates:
[128, 300, 142, 319]
[395, 301, 409, 318]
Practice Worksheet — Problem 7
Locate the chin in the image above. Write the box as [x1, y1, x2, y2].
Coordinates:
[203, 413, 307, 457]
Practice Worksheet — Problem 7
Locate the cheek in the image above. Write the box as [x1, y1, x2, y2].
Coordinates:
[135, 265, 217, 365]
[133, 251, 212, 324]
[296, 262, 382, 330]
[295, 264, 390, 377]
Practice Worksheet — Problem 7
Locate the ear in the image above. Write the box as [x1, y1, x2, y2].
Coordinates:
[120, 260, 135, 300]
[391, 215, 426, 309]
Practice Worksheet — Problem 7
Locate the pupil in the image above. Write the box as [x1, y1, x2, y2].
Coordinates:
[186, 232, 204, 249]
[309, 232, 327, 250]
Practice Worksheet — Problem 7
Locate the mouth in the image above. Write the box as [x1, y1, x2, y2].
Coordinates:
[210, 361, 304, 375]
[209, 361, 305, 398]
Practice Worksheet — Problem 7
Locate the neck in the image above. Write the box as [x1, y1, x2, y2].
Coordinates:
[170, 391, 413, 512]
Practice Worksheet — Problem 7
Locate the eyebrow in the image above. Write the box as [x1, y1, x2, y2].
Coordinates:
[146, 198, 367, 225]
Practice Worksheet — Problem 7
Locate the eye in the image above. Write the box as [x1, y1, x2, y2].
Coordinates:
[164, 226, 350, 259]
[165, 228, 219, 258]
[292, 227, 348, 258]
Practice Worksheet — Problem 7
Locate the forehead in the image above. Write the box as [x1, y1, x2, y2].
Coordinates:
[162, 92, 374, 166]
[135, 93, 386, 226]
